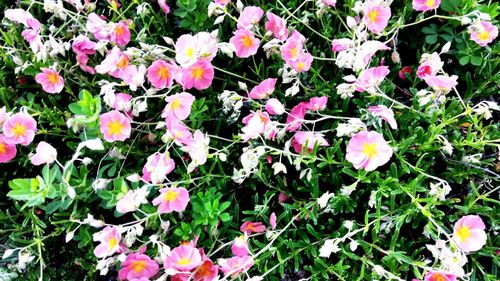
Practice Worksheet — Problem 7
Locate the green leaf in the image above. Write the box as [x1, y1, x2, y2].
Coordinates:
[459, 56, 469, 65]
[440, 0, 462, 12]
[425, 35, 438, 44]
[220, 212, 230, 222]
[470, 56, 482, 66]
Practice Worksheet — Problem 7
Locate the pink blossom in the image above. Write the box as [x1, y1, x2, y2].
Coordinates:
[469, 21, 498, 47]
[323, 0, 337, 7]
[218, 256, 254, 277]
[306, 96, 328, 111]
[147, 60, 177, 89]
[423, 75, 458, 92]
[0, 107, 7, 127]
[193, 259, 218, 281]
[265, 12, 288, 41]
[96, 47, 126, 76]
[159, 0, 171, 14]
[331, 38, 354, 52]
[4, 9, 40, 30]
[0, 134, 17, 163]
[412, 0, 441, 11]
[280, 31, 305, 62]
[30, 141, 57, 166]
[116, 187, 149, 214]
[278, 192, 290, 203]
[237, 6, 264, 30]
[86, 13, 109, 41]
[424, 272, 457, 281]
[231, 235, 250, 257]
[368, 105, 397, 129]
[175, 34, 198, 67]
[196, 32, 219, 62]
[270, 212, 277, 230]
[152, 187, 190, 214]
[289, 52, 313, 72]
[417, 65, 432, 78]
[286, 102, 308, 132]
[162, 92, 195, 120]
[118, 253, 159, 281]
[241, 111, 271, 141]
[181, 130, 210, 167]
[346, 131, 393, 171]
[292, 132, 329, 153]
[99, 110, 131, 142]
[21, 29, 42, 51]
[72, 35, 96, 55]
[165, 245, 203, 271]
[142, 152, 175, 184]
[240, 221, 266, 234]
[249, 78, 277, 99]
[214, 0, 231, 7]
[122, 64, 147, 90]
[453, 215, 487, 253]
[35, 68, 64, 94]
[93, 226, 121, 258]
[76, 54, 96, 74]
[363, 3, 391, 34]
[166, 116, 193, 145]
[2, 112, 37, 146]
[110, 20, 130, 47]
[355, 66, 390, 93]
[230, 29, 260, 58]
[182, 60, 215, 90]
[265, 98, 285, 115]
[113, 93, 133, 113]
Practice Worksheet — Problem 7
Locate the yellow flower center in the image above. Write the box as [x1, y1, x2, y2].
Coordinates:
[186, 47, 194, 58]
[164, 190, 179, 202]
[115, 24, 124, 36]
[191, 66, 204, 79]
[477, 30, 490, 41]
[290, 47, 299, 58]
[426, 0, 435, 7]
[177, 257, 192, 266]
[0, 142, 6, 154]
[368, 10, 379, 23]
[107, 120, 124, 135]
[47, 72, 59, 84]
[116, 56, 129, 69]
[171, 99, 181, 110]
[296, 62, 305, 70]
[362, 142, 378, 159]
[157, 65, 171, 80]
[241, 35, 254, 48]
[456, 226, 472, 242]
[429, 273, 446, 281]
[108, 237, 117, 249]
[11, 123, 27, 138]
[131, 260, 146, 273]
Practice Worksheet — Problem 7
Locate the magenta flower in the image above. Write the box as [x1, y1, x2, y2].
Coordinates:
[76, 54, 96, 74]
[99, 110, 131, 142]
[230, 29, 260, 58]
[424, 271, 457, 281]
[147, 60, 177, 89]
[72, 35, 96, 55]
[265, 98, 285, 115]
[182, 60, 215, 90]
[93, 226, 121, 258]
[306, 96, 328, 111]
[355, 66, 390, 93]
[412, 0, 441, 11]
[165, 245, 203, 271]
[35, 68, 64, 94]
[0, 134, 17, 163]
[231, 235, 250, 257]
[2, 112, 37, 146]
[162, 92, 195, 120]
[280, 31, 305, 62]
[331, 38, 354, 52]
[30, 141, 57, 166]
[423, 75, 458, 93]
[286, 102, 308, 132]
[240, 221, 266, 234]
[368, 105, 397, 129]
[265, 12, 288, 41]
[110, 20, 130, 47]
[468, 21, 498, 47]
[453, 215, 487, 253]
[218, 256, 254, 277]
[289, 52, 313, 73]
[346, 131, 393, 171]
[270, 212, 277, 230]
[249, 78, 277, 99]
[237, 6, 264, 30]
[152, 187, 190, 214]
[363, 3, 391, 34]
[118, 253, 159, 281]
[399, 66, 413, 80]
[142, 152, 175, 184]
[292, 132, 329, 153]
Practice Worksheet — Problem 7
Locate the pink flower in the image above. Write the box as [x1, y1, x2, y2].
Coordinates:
[30, 142, 57, 166]
[306, 96, 328, 111]
[0, 107, 7, 127]
[286, 102, 308, 132]
[363, 3, 391, 34]
[424, 272, 457, 281]
[278, 192, 290, 203]
[292, 132, 329, 153]
[96, 47, 128, 77]
[452, 215, 487, 253]
[76, 54, 96, 74]
[122, 64, 147, 91]
[113, 93, 133, 113]
[2, 112, 37, 146]
[175, 34, 198, 67]
[237, 6, 264, 30]
[230, 29, 260, 58]
[346, 131, 393, 171]
[166, 116, 193, 145]
[0, 134, 17, 163]
[423, 75, 458, 92]
[99, 110, 131, 142]
[265, 98, 285, 115]
[331, 38, 354, 52]
[142, 152, 175, 184]
[280, 31, 305, 62]
[265, 12, 288, 41]
[147, 60, 177, 89]
[110, 20, 130, 46]
[241, 111, 271, 141]
[270, 212, 277, 230]
[468, 21, 498, 47]
[93, 226, 121, 258]
[399, 66, 412, 80]
[118, 253, 159, 280]
[355, 66, 390, 93]
[4, 9, 40, 30]
[86, 13, 109, 41]
[182, 60, 215, 90]
[231, 235, 250, 257]
[323, 0, 337, 7]
[196, 32, 219, 62]
[214, 0, 231, 7]
[72, 35, 96, 55]
[193, 260, 219, 281]
[152, 187, 190, 214]
[116, 187, 149, 214]
[162, 92, 195, 120]
[289, 52, 313, 72]
[412, 0, 441, 11]
[159, 0, 171, 14]
[181, 130, 210, 167]
[218, 256, 254, 277]
[35, 68, 64, 94]
[249, 78, 277, 99]
[240, 221, 266, 234]
[165, 245, 203, 271]
[368, 105, 397, 129]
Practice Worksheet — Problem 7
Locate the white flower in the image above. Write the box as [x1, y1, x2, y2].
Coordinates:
[472, 101, 499, 120]
[349, 240, 359, 251]
[92, 178, 111, 191]
[318, 192, 334, 209]
[340, 181, 359, 196]
[429, 181, 451, 201]
[343, 220, 354, 231]
[83, 214, 105, 228]
[462, 154, 482, 164]
[336, 119, 365, 137]
[17, 250, 35, 270]
[319, 239, 340, 258]
[336, 83, 357, 99]
[116, 186, 149, 214]
[272, 162, 287, 175]
[81, 138, 105, 151]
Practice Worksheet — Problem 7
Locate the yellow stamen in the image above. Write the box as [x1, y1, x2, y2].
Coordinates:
[186, 47, 194, 58]
[107, 120, 124, 136]
[157, 65, 171, 80]
[116, 56, 129, 69]
[115, 24, 124, 36]
[456, 226, 472, 242]
[289, 47, 299, 58]
[171, 99, 181, 110]
[362, 142, 378, 159]
[164, 190, 179, 202]
[477, 30, 490, 41]
[191, 66, 204, 79]
[47, 72, 59, 84]
[108, 237, 117, 249]
[368, 10, 379, 23]
[131, 260, 146, 273]
[0, 143, 6, 154]
[429, 273, 446, 281]
[296, 62, 305, 70]
[240, 35, 254, 48]
[177, 257, 192, 266]
[426, 0, 435, 7]
[11, 123, 27, 138]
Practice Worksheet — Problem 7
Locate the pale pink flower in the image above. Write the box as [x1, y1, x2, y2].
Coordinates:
[289, 52, 313, 72]
[423, 75, 458, 92]
[237, 6, 264, 30]
[230, 29, 260, 58]
[355, 66, 390, 93]
[214, 0, 231, 7]
[270, 212, 277, 230]
[412, 0, 441, 11]
[0, 134, 17, 163]
[21, 29, 42, 52]
[280, 31, 305, 62]
[147, 60, 177, 89]
[0, 107, 8, 127]
[469, 21, 498, 47]
[240, 221, 266, 234]
[76, 54, 96, 74]
[162, 92, 195, 120]
[265, 98, 285, 115]
[30, 141, 57, 166]
[193, 259, 219, 281]
[292, 132, 329, 153]
[113, 93, 133, 113]
[118, 253, 159, 281]
[249, 78, 277, 99]
[35, 68, 64, 94]
[306, 96, 328, 111]
[2, 112, 37, 146]
[218, 256, 254, 277]
[241, 111, 271, 141]
[99, 110, 131, 142]
[182, 130, 210, 167]
[72, 35, 96, 55]
[122, 64, 147, 91]
[286, 102, 308, 132]
[96, 47, 126, 76]
[86, 13, 109, 41]
[346, 131, 393, 171]
[368, 105, 397, 129]
[175, 34, 198, 67]
[142, 152, 175, 184]
[116, 187, 149, 213]
[363, 3, 391, 34]
[159, 0, 171, 14]
[265, 12, 288, 41]
[182, 60, 215, 90]
[166, 116, 193, 145]
[453, 215, 487, 253]
[331, 38, 354, 52]
[152, 187, 190, 214]
[196, 32, 219, 62]
[4, 9, 40, 30]
[424, 272, 457, 281]
[93, 226, 121, 258]
[323, 0, 337, 7]
[165, 245, 203, 271]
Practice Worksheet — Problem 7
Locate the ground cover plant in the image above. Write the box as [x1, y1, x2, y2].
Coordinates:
[0, 0, 499, 280]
